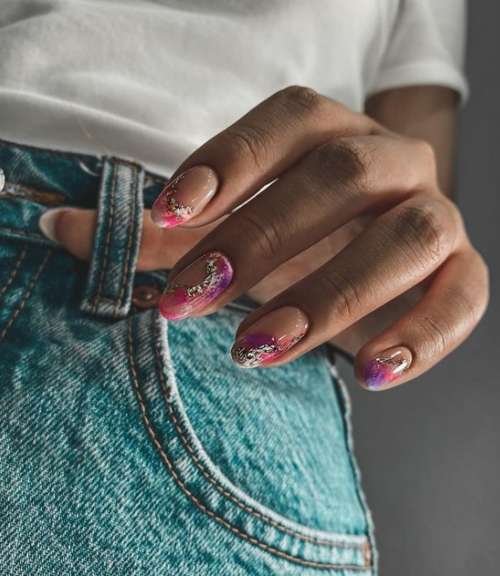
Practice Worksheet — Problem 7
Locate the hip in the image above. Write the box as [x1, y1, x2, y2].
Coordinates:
[0, 135, 376, 575]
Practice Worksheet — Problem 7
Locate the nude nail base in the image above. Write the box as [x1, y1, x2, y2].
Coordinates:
[231, 332, 305, 368]
[231, 306, 309, 368]
[151, 165, 218, 228]
[159, 251, 233, 320]
[363, 348, 411, 390]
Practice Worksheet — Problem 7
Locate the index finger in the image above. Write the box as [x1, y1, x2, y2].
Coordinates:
[151, 85, 375, 228]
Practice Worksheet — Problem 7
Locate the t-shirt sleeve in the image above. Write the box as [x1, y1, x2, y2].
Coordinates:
[368, 0, 468, 105]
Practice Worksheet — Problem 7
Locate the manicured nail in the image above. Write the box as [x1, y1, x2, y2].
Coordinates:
[151, 165, 219, 228]
[363, 347, 412, 390]
[38, 207, 69, 243]
[231, 306, 309, 368]
[159, 251, 233, 320]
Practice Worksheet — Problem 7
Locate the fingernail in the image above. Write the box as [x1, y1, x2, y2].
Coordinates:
[38, 207, 68, 243]
[362, 347, 412, 391]
[151, 165, 219, 228]
[159, 251, 233, 320]
[231, 306, 309, 368]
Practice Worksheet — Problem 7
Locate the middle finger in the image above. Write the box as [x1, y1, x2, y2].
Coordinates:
[158, 134, 434, 320]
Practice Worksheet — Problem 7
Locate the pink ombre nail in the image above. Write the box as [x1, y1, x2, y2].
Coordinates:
[159, 251, 233, 320]
[151, 165, 219, 228]
[363, 347, 412, 390]
[231, 306, 309, 368]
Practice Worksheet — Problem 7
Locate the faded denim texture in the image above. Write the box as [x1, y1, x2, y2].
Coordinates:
[0, 136, 377, 575]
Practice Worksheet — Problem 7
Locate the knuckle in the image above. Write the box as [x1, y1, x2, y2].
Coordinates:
[476, 250, 491, 297]
[478, 261, 491, 316]
[413, 138, 438, 178]
[279, 84, 324, 115]
[445, 285, 485, 328]
[312, 138, 368, 192]
[443, 196, 464, 237]
[466, 248, 490, 317]
[223, 122, 273, 169]
[392, 201, 451, 264]
[231, 209, 284, 261]
[415, 315, 450, 357]
[412, 249, 490, 359]
[318, 269, 364, 322]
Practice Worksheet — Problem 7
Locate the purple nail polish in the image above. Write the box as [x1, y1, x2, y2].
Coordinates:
[231, 307, 309, 368]
[364, 347, 412, 390]
[159, 251, 233, 320]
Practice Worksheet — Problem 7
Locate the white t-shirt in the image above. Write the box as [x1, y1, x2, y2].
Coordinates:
[0, 0, 467, 177]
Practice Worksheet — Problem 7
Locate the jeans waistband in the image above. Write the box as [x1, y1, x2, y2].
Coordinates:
[0, 135, 169, 209]
[0, 135, 260, 318]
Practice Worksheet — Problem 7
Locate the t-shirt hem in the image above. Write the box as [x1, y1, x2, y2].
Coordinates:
[366, 60, 469, 107]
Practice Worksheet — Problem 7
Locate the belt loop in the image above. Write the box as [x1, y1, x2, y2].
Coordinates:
[80, 156, 144, 319]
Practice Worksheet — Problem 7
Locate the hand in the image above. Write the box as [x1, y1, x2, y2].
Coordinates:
[42, 86, 489, 391]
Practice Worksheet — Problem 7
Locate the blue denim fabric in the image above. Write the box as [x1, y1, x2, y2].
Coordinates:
[0, 136, 377, 575]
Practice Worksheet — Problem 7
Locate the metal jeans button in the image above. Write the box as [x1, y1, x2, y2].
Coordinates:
[132, 285, 162, 309]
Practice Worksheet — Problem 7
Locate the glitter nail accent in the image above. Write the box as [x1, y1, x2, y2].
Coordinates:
[231, 332, 305, 368]
[159, 251, 233, 320]
[151, 166, 218, 229]
[231, 307, 309, 368]
[364, 349, 411, 390]
[152, 172, 192, 227]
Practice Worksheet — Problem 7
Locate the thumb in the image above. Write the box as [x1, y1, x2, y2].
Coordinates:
[38, 206, 221, 270]
[39, 207, 96, 261]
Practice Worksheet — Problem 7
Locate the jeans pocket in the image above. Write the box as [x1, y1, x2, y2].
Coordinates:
[128, 308, 374, 573]
[0, 238, 53, 348]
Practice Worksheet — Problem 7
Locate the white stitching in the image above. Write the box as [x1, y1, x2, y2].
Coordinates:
[0, 244, 28, 302]
[92, 161, 118, 312]
[0, 250, 51, 343]
[116, 164, 139, 312]
[127, 318, 371, 571]
[151, 328, 364, 549]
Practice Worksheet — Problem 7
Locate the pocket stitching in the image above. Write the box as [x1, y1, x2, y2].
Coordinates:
[0, 243, 28, 302]
[0, 249, 52, 343]
[152, 327, 364, 549]
[127, 317, 371, 572]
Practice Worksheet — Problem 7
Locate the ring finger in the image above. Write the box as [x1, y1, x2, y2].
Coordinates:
[229, 192, 463, 368]
[158, 133, 436, 320]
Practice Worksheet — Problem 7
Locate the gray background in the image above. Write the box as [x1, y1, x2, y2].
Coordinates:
[345, 3, 499, 574]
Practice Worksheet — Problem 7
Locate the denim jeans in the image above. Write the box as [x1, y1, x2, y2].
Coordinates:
[0, 136, 377, 575]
